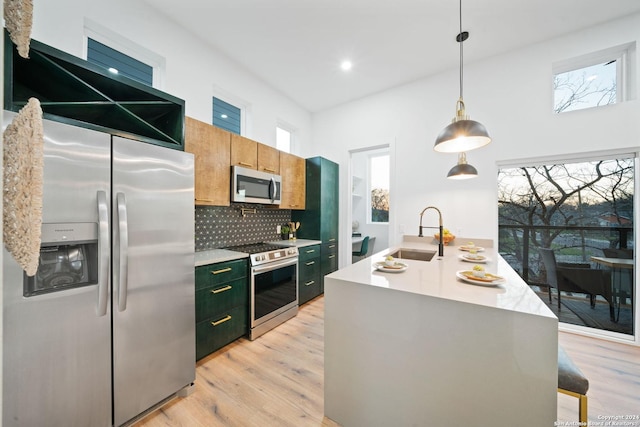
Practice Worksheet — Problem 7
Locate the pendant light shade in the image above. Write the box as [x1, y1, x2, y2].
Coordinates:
[434, 100, 491, 153]
[434, 0, 491, 154]
[447, 152, 478, 180]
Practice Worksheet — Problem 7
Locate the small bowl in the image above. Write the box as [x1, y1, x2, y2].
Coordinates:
[434, 234, 455, 245]
[473, 270, 486, 278]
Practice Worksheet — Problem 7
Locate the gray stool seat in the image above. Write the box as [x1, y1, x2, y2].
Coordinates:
[558, 345, 589, 422]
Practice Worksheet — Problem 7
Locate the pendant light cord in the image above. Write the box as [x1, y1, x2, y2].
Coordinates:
[459, 0, 463, 100]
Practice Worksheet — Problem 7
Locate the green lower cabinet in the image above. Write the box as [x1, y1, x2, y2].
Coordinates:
[196, 305, 247, 361]
[298, 244, 321, 305]
[195, 258, 248, 360]
[320, 241, 339, 292]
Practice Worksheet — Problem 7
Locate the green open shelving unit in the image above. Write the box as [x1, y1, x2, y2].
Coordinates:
[4, 32, 185, 150]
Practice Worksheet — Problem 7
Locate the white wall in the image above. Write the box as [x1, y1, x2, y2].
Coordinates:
[29, 0, 312, 153]
[311, 13, 640, 267]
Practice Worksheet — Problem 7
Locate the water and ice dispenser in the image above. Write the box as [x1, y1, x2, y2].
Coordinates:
[24, 223, 99, 297]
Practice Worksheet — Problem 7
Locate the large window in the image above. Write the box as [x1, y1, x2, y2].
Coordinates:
[498, 154, 635, 337]
[553, 43, 634, 113]
[212, 97, 242, 135]
[87, 38, 153, 86]
[369, 154, 390, 223]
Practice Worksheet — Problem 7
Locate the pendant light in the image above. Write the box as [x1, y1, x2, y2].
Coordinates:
[447, 152, 478, 179]
[434, 0, 491, 153]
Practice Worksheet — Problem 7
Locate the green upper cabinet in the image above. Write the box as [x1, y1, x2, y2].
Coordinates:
[293, 157, 339, 243]
[4, 33, 185, 150]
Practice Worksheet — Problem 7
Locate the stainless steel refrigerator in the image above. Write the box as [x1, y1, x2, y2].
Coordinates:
[2, 112, 196, 426]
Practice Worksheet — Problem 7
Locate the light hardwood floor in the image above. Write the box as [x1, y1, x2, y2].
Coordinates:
[136, 296, 640, 426]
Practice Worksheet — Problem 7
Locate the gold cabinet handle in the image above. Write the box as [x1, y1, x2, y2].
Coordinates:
[211, 267, 232, 275]
[329, 245, 336, 249]
[305, 261, 315, 266]
[305, 280, 315, 286]
[212, 285, 232, 294]
[329, 238, 337, 242]
[239, 162, 254, 167]
[263, 167, 277, 173]
[306, 249, 316, 253]
[329, 255, 336, 259]
[211, 315, 232, 326]
[195, 198, 215, 202]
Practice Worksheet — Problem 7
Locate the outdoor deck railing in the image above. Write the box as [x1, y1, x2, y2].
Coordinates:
[498, 224, 633, 284]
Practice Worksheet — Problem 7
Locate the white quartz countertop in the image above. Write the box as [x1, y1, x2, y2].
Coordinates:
[326, 235, 556, 319]
[194, 239, 322, 266]
[195, 249, 249, 267]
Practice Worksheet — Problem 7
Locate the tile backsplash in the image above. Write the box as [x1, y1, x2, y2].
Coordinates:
[195, 204, 292, 251]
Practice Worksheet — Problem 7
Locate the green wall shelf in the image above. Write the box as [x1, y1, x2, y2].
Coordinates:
[4, 32, 185, 150]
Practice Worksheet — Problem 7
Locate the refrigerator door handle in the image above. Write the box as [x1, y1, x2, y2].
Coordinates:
[116, 192, 129, 312]
[97, 191, 110, 317]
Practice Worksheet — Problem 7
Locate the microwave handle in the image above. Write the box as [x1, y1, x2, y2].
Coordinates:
[270, 177, 278, 202]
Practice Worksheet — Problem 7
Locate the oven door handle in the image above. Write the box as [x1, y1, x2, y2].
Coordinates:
[252, 257, 298, 274]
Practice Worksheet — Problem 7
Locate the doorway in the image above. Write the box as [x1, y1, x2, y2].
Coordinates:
[349, 145, 392, 263]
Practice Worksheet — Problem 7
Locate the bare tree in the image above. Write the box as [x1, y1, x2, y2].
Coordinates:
[554, 65, 617, 113]
[498, 159, 633, 266]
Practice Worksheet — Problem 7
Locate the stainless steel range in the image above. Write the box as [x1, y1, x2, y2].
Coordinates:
[225, 243, 298, 340]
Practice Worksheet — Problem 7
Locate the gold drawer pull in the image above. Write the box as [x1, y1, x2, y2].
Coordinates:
[305, 280, 315, 286]
[329, 255, 336, 259]
[329, 238, 336, 242]
[306, 249, 316, 253]
[211, 315, 232, 326]
[239, 162, 253, 167]
[212, 285, 232, 294]
[195, 198, 215, 202]
[329, 245, 336, 249]
[263, 167, 276, 173]
[211, 267, 232, 275]
[305, 261, 315, 266]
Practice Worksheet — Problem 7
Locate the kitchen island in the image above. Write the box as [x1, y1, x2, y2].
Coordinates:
[324, 236, 558, 427]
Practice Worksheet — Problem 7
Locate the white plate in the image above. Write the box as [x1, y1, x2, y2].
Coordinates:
[456, 270, 505, 286]
[459, 246, 485, 252]
[373, 261, 408, 273]
[459, 254, 489, 263]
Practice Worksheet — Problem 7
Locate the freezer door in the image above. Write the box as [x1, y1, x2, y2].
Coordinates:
[2, 113, 112, 426]
[111, 137, 195, 426]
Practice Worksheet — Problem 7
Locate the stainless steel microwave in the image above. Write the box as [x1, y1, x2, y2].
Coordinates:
[231, 165, 282, 204]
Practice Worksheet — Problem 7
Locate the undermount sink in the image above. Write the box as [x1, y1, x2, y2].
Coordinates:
[388, 248, 436, 262]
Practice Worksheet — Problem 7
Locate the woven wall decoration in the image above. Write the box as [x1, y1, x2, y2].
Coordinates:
[4, 0, 33, 58]
[3, 97, 44, 276]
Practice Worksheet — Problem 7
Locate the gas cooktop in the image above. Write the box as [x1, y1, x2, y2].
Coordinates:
[224, 243, 287, 255]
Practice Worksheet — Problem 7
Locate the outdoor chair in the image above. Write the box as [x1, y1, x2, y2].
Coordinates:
[602, 248, 633, 259]
[538, 248, 614, 316]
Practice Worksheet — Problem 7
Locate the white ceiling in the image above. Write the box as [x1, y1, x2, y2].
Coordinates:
[141, 0, 640, 113]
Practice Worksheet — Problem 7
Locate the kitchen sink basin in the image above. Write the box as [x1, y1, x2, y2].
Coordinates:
[388, 248, 436, 262]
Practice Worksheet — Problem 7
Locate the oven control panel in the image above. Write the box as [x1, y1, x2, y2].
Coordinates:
[251, 247, 298, 266]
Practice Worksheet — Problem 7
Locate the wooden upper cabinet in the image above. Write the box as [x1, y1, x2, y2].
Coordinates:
[184, 117, 231, 206]
[230, 134, 258, 169]
[279, 152, 306, 210]
[257, 143, 280, 174]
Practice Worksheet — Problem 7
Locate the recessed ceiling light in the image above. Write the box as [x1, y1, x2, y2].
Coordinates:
[340, 60, 352, 71]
